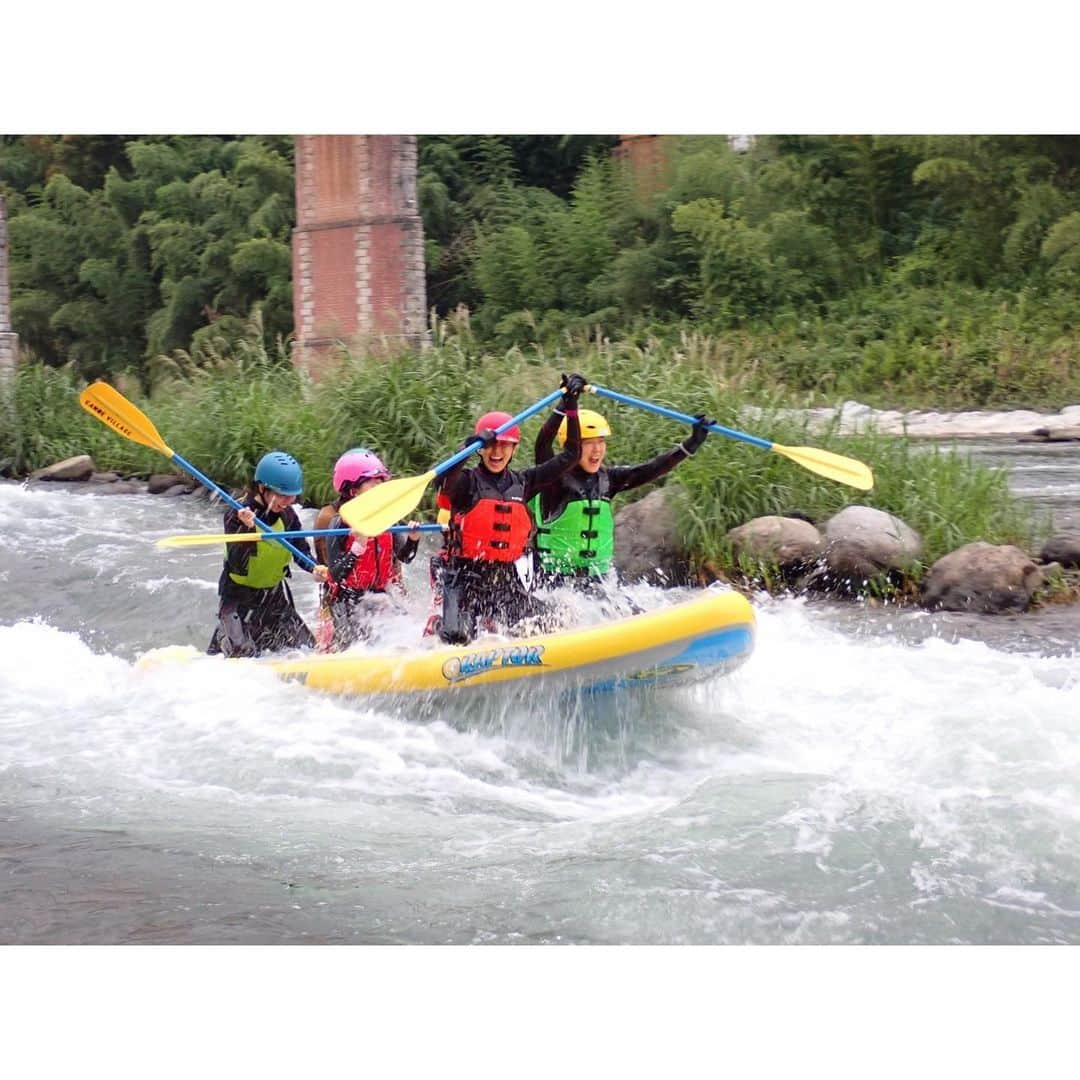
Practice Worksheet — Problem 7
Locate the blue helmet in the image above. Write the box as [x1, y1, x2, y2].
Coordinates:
[254, 451, 304, 496]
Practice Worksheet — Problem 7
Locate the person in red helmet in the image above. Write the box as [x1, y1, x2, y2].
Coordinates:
[314, 447, 422, 650]
[207, 451, 329, 658]
[434, 373, 587, 644]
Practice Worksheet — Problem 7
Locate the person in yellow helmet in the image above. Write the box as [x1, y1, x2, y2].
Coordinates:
[531, 402, 713, 587]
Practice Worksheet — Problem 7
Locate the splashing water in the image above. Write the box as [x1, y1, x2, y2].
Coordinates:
[1, 479, 1078, 943]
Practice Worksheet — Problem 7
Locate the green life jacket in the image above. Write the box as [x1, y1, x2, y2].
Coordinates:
[227, 517, 293, 589]
[532, 470, 615, 575]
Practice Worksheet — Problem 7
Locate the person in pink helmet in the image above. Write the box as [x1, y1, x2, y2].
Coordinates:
[434, 373, 586, 644]
[314, 447, 422, 650]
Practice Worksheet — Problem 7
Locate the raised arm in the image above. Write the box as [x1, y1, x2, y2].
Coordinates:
[607, 413, 713, 495]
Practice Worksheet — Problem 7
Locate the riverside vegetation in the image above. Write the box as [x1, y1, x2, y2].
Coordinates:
[3, 134, 1078, 600]
[0, 319, 1046, 598]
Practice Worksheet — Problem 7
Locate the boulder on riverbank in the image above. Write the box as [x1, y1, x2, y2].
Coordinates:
[29, 454, 96, 481]
[148, 472, 193, 494]
[798, 505, 923, 595]
[920, 541, 1046, 613]
[1039, 531, 1080, 568]
[1019, 426, 1080, 443]
[613, 489, 693, 586]
[725, 515, 824, 574]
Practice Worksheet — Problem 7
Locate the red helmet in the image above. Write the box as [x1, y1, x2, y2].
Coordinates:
[475, 410, 521, 444]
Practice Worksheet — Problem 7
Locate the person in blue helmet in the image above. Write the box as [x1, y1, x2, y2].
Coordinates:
[206, 451, 329, 658]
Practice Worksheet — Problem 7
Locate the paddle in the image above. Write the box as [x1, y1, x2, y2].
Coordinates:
[339, 388, 565, 535]
[78, 381, 318, 568]
[157, 523, 445, 549]
[587, 384, 875, 491]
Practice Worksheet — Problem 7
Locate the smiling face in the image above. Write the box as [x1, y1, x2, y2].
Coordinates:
[578, 436, 607, 474]
[479, 440, 517, 473]
[260, 486, 298, 513]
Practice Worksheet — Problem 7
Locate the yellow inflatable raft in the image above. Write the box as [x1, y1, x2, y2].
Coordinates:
[139, 590, 754, 698]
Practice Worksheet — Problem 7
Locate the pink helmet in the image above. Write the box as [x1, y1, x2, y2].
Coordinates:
[332, 447, 390, 493]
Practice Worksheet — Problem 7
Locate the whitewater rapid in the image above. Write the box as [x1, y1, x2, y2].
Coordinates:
[1, 479, 1078, 943]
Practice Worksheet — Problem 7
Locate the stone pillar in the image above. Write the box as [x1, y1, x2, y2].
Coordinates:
[614, 135, 676, 197]
[292, 135, 427, 375]
[0, 194, 20, 378]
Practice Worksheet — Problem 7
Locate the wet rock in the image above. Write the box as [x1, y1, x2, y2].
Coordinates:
[160, 483, 190, 497]
[796, 506, 921, 596]
[90, 480, 146, 495]
[773, 399, 1080, 438]
[920, 541, 1045, 613]
[89, 471, 121, 484]
[148, 472, 190, 494]
[1039, 531, 1080, 568]
[30, 454, 95, 482]
[1020, 426, 1080, 442]
[822, 505, 923, 570]
[613, 489, 692, 586]
[726, 515, 823, 569]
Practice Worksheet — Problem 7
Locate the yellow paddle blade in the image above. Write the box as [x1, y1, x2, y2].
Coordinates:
[340, 471, 437, 535]
[156, 533, 263, 549]
[772, 443, 875, 491]
[79, 381, 172, 457]
[136, 644, 203, 670]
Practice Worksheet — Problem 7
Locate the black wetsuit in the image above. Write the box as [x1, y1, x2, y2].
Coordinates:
[435, 410, 581, 644]
[206, 498, 319, 658]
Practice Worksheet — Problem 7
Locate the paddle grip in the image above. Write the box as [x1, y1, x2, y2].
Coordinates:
[170, 451, 318, 568]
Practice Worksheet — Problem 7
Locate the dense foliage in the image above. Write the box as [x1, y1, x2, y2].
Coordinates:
[418, 135, 1080, 406]
[1, 135, 296, 378]
[3, 134, 1080, 406]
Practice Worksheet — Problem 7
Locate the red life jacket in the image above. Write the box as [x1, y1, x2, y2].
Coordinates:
[332, 533, 399, 596]
[451, 470, 533, 563]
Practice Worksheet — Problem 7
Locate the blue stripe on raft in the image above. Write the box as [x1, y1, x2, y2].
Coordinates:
[580, 623, 755, 695]
[666, 624, 755, 667]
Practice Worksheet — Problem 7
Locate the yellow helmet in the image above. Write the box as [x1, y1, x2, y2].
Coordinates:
[558, 408, 611, 446]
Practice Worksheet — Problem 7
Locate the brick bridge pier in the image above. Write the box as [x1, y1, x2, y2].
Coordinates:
[292, 135, 428, 374]
[0, 195, 20, 379]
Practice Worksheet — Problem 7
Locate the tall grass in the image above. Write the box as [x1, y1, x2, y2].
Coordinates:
[0, 360, 161, 476]
[1, 320, 1038, 572]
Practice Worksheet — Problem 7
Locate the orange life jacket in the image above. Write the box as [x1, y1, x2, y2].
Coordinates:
[451, 470, 533, 563]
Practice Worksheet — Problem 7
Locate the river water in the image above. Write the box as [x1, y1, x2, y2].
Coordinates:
[1, 440, 1079, 946]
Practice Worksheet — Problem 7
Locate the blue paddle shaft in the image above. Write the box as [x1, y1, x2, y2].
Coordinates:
[226, 524, 444, 541]
[431, 389, 565, 476]
[588, 385, 773, 451]
[170, 451, 318, 569]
